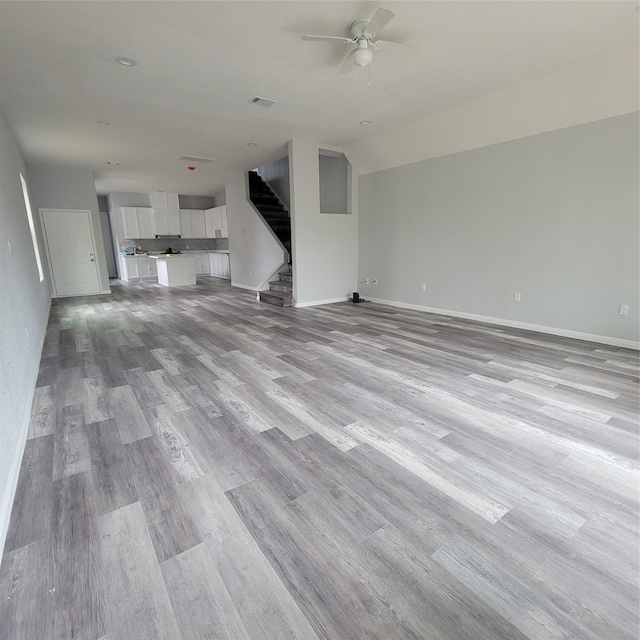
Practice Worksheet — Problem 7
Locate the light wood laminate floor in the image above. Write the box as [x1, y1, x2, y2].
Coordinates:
[1, 277, 638, 640]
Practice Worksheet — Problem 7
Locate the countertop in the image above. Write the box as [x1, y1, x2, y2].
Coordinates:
[123, 250, 229, 256]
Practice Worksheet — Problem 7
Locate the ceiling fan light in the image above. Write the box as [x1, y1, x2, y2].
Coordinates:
[354, 47, 373, 67]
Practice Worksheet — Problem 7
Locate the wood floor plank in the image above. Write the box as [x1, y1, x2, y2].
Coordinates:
[362, 523, 530, 640]
[146, 368, 192, 412]
[105, 385, 152, 444]
[531, 554, 639, 640]
[178, 475, 321, 640]
[225, 382, 314, 440]
[124, 436, 201, 562]
[345, 421, 510, 523]
[82, 375, 112, 424]
[266, 386, 360, 451]
[0, 538, 54, 639]
[98, 502, 182, 640]
[227, 476, 421, 640]
[27, 385, 55, 440]
[52, 403, 91, 481]
[160, 544, 251, 640]
[142, 405, 206, 483]
[177, 409, 260, 491]
[4, 434, 54, 552]
[432, 535, 601, 640]
[86, 419, 138, 516]
[50, 472, 105, 640]
[123, 367, 164, 409]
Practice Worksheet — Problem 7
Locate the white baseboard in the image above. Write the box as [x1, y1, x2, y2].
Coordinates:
[294, 296, 349, 308]
[0, 298, 51, 557]
[367, 297, 640, 350]
[231, 281, 260, 292]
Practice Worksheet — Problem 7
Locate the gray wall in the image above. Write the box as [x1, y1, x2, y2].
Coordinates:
[178, 195, 217, 210]
[0, 109, 52, 554]
[28, 163, 111, 294]
[289, 139, 358, 306]
[256, 156, 290, 210]
[225, 171, 286, 290]
[359, 113, 639, 345]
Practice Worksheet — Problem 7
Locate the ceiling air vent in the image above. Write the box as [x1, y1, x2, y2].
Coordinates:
[180, 155, 215, 163]
[250, 96, 276, 108]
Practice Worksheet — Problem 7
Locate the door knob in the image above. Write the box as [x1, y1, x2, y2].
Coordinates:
[89, 253, 94, 256]
[90, 259, 94, 262]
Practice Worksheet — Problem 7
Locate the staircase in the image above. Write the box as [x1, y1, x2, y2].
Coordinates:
[259, 266, 293, 308]
[248, 171, 293, 307]
[248, 171, 291, 258]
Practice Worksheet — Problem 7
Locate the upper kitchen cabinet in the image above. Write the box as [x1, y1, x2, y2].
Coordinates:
[204, 205, 228, 238]
[122, 207, 155, 238]
[180, 209, 206, 238]
[155, 210, 181, 236]
[149, 192, 179, 210]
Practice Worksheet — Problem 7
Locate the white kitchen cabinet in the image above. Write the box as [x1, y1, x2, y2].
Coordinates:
[148, 257, 157, 278]
[138, 208, 155, 238]
[209, 252, 230, 279]
[204, 206, 228, 238]
[120, 255, 157, 281]
[149, 192, 179, 210]
[120, 255, 139, 280]
[190, 252, 210, 275]
[219, 205, 228, 237]
[179, 210, 192, 238]
[122, 207, 139, 239]
[180, 209, 206, 238]
[122, 207, 155, 239]
[155, 210, 181, 236]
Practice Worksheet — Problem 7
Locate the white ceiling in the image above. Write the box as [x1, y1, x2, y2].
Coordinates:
[0, 1, 637, 197]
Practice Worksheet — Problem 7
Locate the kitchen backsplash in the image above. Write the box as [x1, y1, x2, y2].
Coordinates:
[121, 237, 229, 253]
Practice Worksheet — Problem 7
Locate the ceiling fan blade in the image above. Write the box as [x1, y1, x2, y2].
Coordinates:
[302, 34, 354, 44]
[363, 7, 395, 38]
[373, 40, 419, 55]
[339, 49, 356, 74]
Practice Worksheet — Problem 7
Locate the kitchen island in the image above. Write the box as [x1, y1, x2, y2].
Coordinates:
[149, 254, 196, 287]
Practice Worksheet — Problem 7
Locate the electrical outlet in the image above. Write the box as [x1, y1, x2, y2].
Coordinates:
[514, 292, 521, 302]
[7, 240, 12, 253]
[421, 283, 427, 291]
[372, 279, 378, 286]
[619, 304, 629, 316]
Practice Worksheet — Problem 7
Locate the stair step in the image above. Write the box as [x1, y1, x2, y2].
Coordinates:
[279, 271, 293, 283]
[259, 290, 293, 308]
[251, 195, 282, 204]
[269, 280, 292, 293]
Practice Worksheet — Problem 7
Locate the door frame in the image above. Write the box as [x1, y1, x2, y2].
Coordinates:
[38, 208, 107, 297]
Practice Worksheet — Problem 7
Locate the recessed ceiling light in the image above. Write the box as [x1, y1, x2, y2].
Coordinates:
[116, 56, 137, 67]
[247, 143, 258, 147]
[96, 120, 111, 126]
[360, 120, 373, 125]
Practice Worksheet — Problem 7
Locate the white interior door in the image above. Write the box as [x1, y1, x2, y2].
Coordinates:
[41, 209, 101, 296]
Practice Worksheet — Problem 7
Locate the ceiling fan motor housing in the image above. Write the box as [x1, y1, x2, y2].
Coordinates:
[350, 18, 373, 40]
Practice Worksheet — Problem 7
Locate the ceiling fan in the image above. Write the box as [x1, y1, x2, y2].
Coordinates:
[302, 7, 418, 74]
